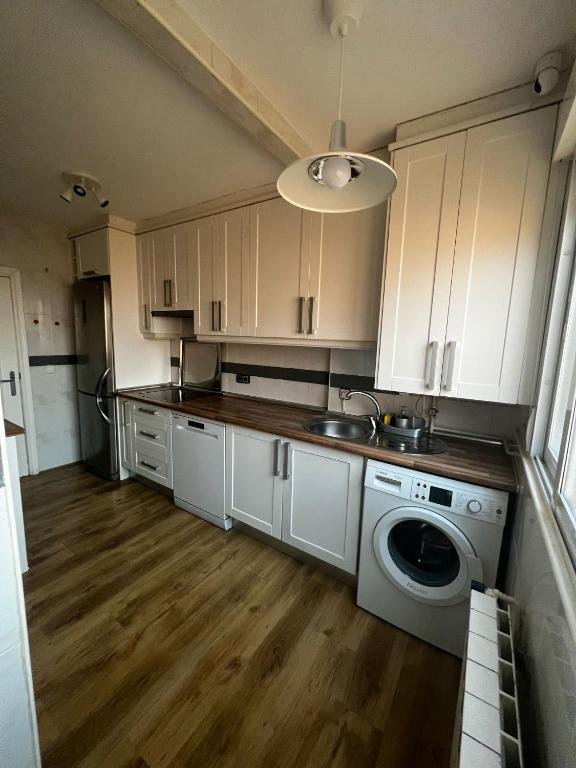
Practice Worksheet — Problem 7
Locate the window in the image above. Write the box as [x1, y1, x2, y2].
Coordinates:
[534, 161, 576, 560]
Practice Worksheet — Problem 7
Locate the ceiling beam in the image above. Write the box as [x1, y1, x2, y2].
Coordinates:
[94, 0, 312, 165]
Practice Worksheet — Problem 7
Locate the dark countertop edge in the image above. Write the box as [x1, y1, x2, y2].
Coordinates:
[4, 419, 25, 438]
[116, 390, 519, 494]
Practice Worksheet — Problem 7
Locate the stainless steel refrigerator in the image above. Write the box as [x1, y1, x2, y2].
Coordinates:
[73, 279, 118, 480]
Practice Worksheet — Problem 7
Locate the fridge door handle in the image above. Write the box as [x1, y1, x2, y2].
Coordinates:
[95, 367, 113, 425]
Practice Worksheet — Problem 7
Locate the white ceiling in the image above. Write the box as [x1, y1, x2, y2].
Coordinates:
[0, 0, 282, 228]
[178, 0, 576, 152]
[1, 0, 575, 229]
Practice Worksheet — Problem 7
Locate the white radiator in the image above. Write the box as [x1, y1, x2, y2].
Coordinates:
[451, 589, 523, 768]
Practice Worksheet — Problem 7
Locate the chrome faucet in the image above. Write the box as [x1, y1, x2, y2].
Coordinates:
[340, 389, 382, 433]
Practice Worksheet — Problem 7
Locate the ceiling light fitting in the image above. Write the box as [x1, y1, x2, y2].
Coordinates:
[59, 172, 109, 208]
[277, 0, 397, 213]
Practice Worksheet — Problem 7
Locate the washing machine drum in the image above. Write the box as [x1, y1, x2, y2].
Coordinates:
[373, 506, 483, 606]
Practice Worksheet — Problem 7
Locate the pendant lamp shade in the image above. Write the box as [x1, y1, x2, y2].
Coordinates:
[277, 0, 397, 213]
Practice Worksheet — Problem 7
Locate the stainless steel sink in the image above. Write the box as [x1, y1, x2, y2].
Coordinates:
[304, 418, 373, 441]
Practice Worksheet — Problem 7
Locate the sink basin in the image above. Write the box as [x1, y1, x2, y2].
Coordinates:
[304, 418, 373, 441]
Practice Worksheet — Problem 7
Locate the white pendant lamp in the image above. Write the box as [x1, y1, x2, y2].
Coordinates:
[277, 0, 397, 213]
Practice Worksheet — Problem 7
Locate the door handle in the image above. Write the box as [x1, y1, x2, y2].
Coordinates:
[0, 371, 16, 397]
[273, 438, 281, 477]
[424, 341, 439, 390]
[308, 296, 315, 335]
[297, 296, 305, 334]
[442, 341, 456, 390]
[164, 279, 173, 307]
[142, 304, 149, 331]
[211, 300, 217, 332]
[218, 300, 223, 332]
[283, 442, 292, 481]
[122, 400, 130, 427]
[139, 430, 158, 440]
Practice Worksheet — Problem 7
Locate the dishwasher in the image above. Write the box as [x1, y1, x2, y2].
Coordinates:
[172, 413, 233, 530]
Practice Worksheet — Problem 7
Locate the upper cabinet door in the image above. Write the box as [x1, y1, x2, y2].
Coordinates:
[75, 229, 110, 279]
[151, 228, 172, 309]
[190, 216, 218, 335]
[444, 106, 557, 403]
[249, 198, 307, 339]
[136, 233, 153, 334]
[171, 224, 193, 310]
[216, 207, 250, 336]
[376, 133, 466, 394]
[306, 205, 386, 341]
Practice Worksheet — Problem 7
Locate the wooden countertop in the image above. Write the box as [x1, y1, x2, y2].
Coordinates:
[119, 391, 518, 493]
[4, 419, 25, 438]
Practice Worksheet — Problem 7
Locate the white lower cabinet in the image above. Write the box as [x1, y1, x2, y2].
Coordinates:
[226, 425, 363, 574]
[118, 398, 133, 471]
[120, 400, 173, 488]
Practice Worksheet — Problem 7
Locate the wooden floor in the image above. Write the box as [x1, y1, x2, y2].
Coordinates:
[22, 464, 461, 768]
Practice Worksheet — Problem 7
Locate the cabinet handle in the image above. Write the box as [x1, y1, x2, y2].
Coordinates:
[122, 400, 129, 427]
[442, 341, 456, 390]
[140, 460, 159, 471]
[138, 406, 158, 416]
[283, 442, 292, 481]
[218, 300, 223, 332]
[297, 296, 305, 334]
[142, 304, 149, 330]
[82, 269, 98, 276]
[308, 296, 314, 335]
[164, 279, 173, 307]
[273, 438, 281, 477]
[424, 341, 439, 390]
[139, 430, 158, 439]
[211, 300, 217, 332]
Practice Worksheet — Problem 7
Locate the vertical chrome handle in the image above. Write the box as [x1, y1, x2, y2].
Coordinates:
[283, 442, 292, 481]
[442, 341, 456, 390]
[308, 296, 314, 335]
[218, 300, 223, 332]
[122, 400, 129, 427]
[273, 438, 281, 477]
[142, 304, 149, 330]
[424, 341, 439, 390]
[164, 279, 173, 307]
[211, 300, 217, 332]
[297, 296, 305, 334]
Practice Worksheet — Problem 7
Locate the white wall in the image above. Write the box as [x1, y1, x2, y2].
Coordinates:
[506, 461, 576, 768]
[0, 213, 80, 471]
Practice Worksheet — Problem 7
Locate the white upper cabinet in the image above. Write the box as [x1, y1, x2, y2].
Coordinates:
[151, 225, 192, 311]
[376, 133, 466, 394]
[74, 228, 110, 279]
[444, 107, 557, 403]
[249, 197, 307, 339]
[190, 216, 218, 335]
[307, 205, 386, 342]
[216, 207, 250, 336]
[376, 105, 557, 404]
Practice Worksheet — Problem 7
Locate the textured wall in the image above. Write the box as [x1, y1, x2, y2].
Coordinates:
[0, 213, 80, 471]
[506, 461, 576, 768]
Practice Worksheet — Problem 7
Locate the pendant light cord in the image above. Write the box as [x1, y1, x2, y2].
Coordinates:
[337, 31, 345, 121]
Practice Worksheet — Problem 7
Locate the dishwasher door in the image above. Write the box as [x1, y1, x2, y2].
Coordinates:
[172, 413, 232, 530]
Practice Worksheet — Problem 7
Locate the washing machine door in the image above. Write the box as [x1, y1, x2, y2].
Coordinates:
[373, 506, 483, 606]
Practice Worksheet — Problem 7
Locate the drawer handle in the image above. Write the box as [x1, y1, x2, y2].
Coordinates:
[140, 460, 159, 471]
[139, 430, 158, 439]
[138, 407, 158, 416]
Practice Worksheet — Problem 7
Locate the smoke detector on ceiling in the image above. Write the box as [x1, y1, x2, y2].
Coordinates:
[60, 172, 109, 208]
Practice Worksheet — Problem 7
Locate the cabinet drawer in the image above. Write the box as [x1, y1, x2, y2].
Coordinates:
[133, 446, 172, 488]
[132, 403, 171, 429]
[134, 436, 168, 463]
[133, 422, 169, 451]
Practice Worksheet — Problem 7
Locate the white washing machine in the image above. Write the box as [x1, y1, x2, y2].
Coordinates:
[357, 460, 508, 657]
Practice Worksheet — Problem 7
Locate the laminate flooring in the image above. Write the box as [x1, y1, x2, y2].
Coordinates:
[21, 464, 461, 768]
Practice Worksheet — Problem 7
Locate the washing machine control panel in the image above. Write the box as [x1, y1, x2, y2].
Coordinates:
[411, 481, 505, 522]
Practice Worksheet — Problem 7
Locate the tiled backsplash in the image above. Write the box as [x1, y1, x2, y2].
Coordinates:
[0, 213, 80, 471]
[171, 341, 528, 440]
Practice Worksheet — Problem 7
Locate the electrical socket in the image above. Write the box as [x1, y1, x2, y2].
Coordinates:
[235, 374, 251, 384]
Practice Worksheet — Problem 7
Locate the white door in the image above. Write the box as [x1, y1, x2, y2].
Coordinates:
[191, 216, 219, 335]
[74, 228, 109, 279]
[137, 234, 153, 334]
[376, 133, 466, 394]
[151, 228, 175, 310]
[249, 197, 308, 339]
[171, 224, 193, 310]
[226, 426, 283, 538]
[444, 106, 557, 403]
[281, 439, 363, 574]
[0, 277, 28, 475]
[216, 207, 250, 336]
[307, 205, 386, 341]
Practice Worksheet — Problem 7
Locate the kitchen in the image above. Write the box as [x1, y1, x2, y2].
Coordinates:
[1, 1, 576, 767]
